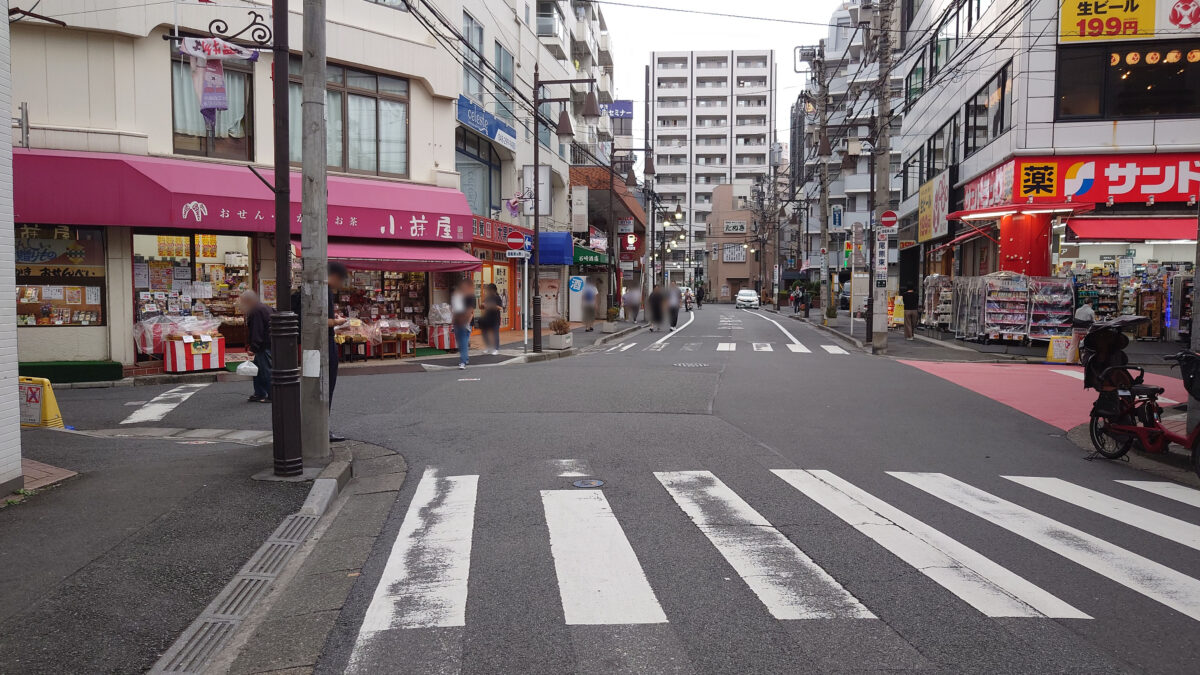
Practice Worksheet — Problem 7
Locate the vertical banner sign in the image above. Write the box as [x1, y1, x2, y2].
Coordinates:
[178, 38, 259, 128]
[522, 165, 552, 216]
[831, 204, 843, 230]
[851, 222, 865, 269]
[875, 232, 889, 288]
[570, 186, 589, 233]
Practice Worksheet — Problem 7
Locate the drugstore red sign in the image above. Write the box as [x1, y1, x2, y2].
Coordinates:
[965, 154, 1200, 208]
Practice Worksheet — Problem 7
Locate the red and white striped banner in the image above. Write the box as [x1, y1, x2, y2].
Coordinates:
[165, 336, 226, 373]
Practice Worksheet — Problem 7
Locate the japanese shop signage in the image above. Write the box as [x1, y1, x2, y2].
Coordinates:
[1060, 0, 1200, 43]
[963, 161, 1016, 211]
[618, 232, 643, 261]
[617, 217, 635, 234]
[1017, 154, 1200, 204]
[917, 172, 950, 243]
[471, 216, 532, 247]
[599, 100, 634, 120]
[723, 220, 747, 233]
[874, 232, 889, 288]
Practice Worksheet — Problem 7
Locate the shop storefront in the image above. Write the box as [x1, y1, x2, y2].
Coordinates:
[469, 217, 532, 331]
[14, 148, 474, 370]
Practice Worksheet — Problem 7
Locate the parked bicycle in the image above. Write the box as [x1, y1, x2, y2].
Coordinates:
[1082, 316, 1200, 477]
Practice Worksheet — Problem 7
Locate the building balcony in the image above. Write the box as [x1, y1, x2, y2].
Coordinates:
[598, 32, 613, 66]
[735, 58, 769, 72]
[537, 12, 570, 60]
[696, 60, 728, 70]
[597, 71, 613, 103]
[844, 172, 872, 193]
[573, 20, 597, 59]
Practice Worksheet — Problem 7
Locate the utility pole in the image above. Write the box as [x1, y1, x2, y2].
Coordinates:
[300, 0, 330, 460]
[816, 41, 834, 321]
[269, 0, 301, 476]
[871, 0, 895, 353]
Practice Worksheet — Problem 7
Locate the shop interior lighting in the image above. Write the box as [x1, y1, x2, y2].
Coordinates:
[1077, 241, 1132, 246]
[1024, 208, 1077, 214]
[1143, 240, 1197, 245]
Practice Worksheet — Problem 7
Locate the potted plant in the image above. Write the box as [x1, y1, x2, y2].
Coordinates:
[547, 318, 573, 350]
[601, 307, 620, 333]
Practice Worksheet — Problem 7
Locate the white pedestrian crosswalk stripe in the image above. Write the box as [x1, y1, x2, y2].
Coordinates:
[821, 345, 849, 354]
[542, 490, 668, 625]
[787, 343, 811, 353]
[892, 471, 1200, 622]
[1005, 476, 1200, 552]
[619, 342, 636, 351]
[120, 384, 209, 424]
[356, 469, 478, 634]
[717, 343, 736, 351]
[655, 470, 874, 620]
[774, 470, 1089, 619]
[752, 342, 773, 351]
[1117, 480, 1200, 510]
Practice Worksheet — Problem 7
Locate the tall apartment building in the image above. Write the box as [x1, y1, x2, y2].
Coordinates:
[795, 1, 903, 277]
[649, 50, 776, 285]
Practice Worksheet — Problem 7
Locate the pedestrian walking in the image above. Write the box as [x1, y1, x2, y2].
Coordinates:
[1071, 300, 1096, 363]
[481, 283, 503, 355]
[668, 282, 682, 330]
[622, 286, 642, 323]
[239, 290, 273, 403]
[292, 262, 349, 442]
[648, 284, 665, 332]
[791, 287, 801, 313]
[901, 284, 921, 341]
[695, 285, 705, 308]
[451, 278, 476, 369]
[582, 277, 599, 331]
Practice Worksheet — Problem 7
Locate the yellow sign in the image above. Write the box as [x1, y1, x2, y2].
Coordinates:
[1018, 161, 1058, 199]
[1060, 0, 1155, 42]
[917, 181, 933, 242]
[18, 376, 64, 428]
[1046, 336, 1074, 363]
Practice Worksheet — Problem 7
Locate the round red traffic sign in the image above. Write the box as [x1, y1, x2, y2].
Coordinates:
[879, 210, 898, 228]
[507, 232, 526, 250]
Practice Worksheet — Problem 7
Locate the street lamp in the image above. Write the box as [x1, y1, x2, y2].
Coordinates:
[532, 64, 593, 352]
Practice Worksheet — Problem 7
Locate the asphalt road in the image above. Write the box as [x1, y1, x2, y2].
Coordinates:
[49, 306, 1200, 673]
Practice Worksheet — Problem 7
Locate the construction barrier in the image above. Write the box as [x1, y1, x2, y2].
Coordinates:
[18, 376, 64, 428]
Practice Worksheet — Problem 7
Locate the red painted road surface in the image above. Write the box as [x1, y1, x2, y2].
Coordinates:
[900, 361, 1190, 431]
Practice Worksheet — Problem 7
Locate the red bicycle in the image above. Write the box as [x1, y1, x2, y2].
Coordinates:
[1088, 351, 1200, 478]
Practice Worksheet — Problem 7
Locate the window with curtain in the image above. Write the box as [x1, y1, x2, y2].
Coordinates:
[494, 42, 516, 125]
[963, 62, 1012, 157]
[463, 12, 485, 102]
[289, 57, 408, 176]
[171, 56, 254, 161]
[455, 127, 503, 217]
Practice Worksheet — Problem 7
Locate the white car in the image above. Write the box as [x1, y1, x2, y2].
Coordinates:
[735, 289, 760, 309]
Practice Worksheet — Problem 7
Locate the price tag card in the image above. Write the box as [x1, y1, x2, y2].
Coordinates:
[200, 334, 213, 342]
[182, 335, 195, 343]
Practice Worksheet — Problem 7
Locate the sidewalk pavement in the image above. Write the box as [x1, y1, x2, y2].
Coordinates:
[769, 307, 997, 361]
[0, 428, 311, 673]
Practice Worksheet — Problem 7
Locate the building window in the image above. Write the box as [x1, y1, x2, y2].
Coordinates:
[1055, 40, 1200, 120]
[16, 225, 107, 327]
[963, 61, 1012, 158]
[494, 43, 516, 125]
[288, 57, 409, 177]
[906, 62, 925, 107]
[171, 53, 253, 161]
[463, 12, 485, 102]
[456, 128, 502, 217]
[902, 149, 924, 200]
[930, 10, 959, 77]
[926, 114, 957, 181]
[611, 115, 632, 136]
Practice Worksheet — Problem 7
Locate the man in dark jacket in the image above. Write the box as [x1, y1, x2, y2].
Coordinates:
[290, 262, 350, 442]
[240, 291, 274, 402]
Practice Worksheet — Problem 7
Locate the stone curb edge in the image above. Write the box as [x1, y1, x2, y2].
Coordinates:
[148, 447, 354, 674]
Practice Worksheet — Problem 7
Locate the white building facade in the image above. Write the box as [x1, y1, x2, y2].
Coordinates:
[1, 2, 21, 495]
[649, 49, 776, 284]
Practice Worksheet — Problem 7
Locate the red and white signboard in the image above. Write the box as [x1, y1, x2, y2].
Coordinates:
[879, 210, 898, 229]
[507, 232, 526, 249]
[165, 336, 226, 373]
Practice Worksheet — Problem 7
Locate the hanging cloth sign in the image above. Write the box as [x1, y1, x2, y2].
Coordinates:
[179, 38, 259, 128]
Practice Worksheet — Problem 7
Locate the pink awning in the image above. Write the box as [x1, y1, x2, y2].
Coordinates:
[13, 149, 472, 243]
[325, 239, 482, 272]
[1067, 217, 1197, 242]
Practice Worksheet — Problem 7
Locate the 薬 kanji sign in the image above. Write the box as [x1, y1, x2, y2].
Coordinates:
[1059, 0, 1200, 43]
[1017, 154, 1200, 205]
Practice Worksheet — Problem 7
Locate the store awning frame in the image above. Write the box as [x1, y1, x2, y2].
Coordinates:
[927, 223, 998, 256]
[295, 239, 482, 273]
[946, 201, 1095, 222]
[1065, 217, 1199, 242]
[573, 245, 609, 265]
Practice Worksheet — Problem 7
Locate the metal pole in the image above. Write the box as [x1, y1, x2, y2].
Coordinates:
[532, 65, 543, 353]
[872, 0, 895, 354]
[1189, 196, 1200, 432]
[523, 257, 528, 351]
[269, 0, 301, 477]
[865, 126, 875, 346]
[609, 157, 617, 310]
[816, 41, 833, 322]
[300, 0, 330, 460]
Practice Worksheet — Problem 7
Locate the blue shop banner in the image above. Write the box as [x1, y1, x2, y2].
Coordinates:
[600, 100, 634, 120]
[456, 95, 517, 152]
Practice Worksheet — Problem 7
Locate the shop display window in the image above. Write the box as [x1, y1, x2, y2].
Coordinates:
[171, 51, 254, 161]
[1056, 40, 1200, 120]
[335, 270, 429, 337]
[16, 225, 106, 326]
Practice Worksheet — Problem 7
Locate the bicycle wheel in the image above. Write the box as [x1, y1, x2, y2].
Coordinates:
[1089, 414, 1133, 460]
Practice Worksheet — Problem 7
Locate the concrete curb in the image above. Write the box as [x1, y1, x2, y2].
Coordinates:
[497, 323, 646, 365]
[149, 445, 356, 674]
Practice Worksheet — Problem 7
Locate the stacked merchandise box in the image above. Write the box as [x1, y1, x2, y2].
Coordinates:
[1028, 277, 1074, 341]
[1167, 274, 1193, 342]
[950, 276, 985, 340]
[983, 272, 1029, 342]
[1074, 270, 1119, 320]
[922, 275, 952, 329]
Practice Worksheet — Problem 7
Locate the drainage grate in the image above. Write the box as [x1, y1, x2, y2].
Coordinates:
[209, 576, 272, 619]
[272, 514, 319, 542]
[156, 619, 236, 673]
[244, 542, 296, 576]
[673, 363, 709, 368]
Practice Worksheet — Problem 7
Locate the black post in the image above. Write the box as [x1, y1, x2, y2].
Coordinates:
[609, 157, 618, 309]
[270, 0, 301, 476]
[532, 65, 543, 353]
[865, 135, 875, 346]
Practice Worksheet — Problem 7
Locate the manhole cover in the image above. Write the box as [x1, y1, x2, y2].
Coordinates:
[572, 479, 605, 488]
[673, 363, 709, 368]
